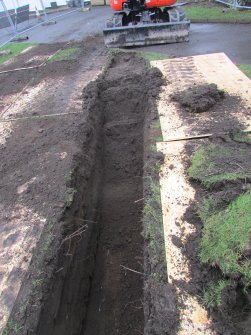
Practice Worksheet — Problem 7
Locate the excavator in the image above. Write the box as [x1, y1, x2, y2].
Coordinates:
[103, 0, 190, 47]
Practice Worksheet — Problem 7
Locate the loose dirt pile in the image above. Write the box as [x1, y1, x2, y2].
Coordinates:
[171, 83, 225, 113]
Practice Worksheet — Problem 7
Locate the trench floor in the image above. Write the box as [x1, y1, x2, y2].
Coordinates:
[82, 54, 148, 334]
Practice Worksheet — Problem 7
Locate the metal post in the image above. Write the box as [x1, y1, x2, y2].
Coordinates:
[39, 0, 48, 21]
[0, 0, 17, 34]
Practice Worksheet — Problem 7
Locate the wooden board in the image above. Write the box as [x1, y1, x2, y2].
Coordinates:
[152, 53, 251, 334]
[152, 53, 251, 141]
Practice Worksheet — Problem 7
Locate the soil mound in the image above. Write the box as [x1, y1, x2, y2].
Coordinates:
[171, 83, 225, 113]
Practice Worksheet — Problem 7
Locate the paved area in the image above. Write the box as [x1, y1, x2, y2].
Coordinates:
[138, 23, 251, 65]
[0, 7, 251, 64]
[0, 7, 111, 46]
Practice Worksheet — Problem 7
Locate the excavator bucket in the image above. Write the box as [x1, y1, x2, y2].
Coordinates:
[103, 21, 190, 48]
[103, 21, 190, 47]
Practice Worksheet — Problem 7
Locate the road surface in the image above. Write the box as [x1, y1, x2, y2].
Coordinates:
[0, 7, 250, 64]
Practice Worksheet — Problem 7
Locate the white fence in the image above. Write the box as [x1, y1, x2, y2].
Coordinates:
[0, 0, 82, 47]
[216, 0, 251, 9]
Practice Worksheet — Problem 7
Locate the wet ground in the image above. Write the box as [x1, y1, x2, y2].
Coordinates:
[137, 23, 251, 65]
[1, 7, 251, 65]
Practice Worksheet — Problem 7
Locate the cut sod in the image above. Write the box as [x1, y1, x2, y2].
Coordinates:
[199, 190, 251, 288]
[188, 143, 251, 188]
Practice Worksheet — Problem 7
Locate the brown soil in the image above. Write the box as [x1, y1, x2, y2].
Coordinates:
[1, 45, 174, 334]
[82, 53, 147, 335]
[0, 36, 106, 334]
[171, 83, 225, 113]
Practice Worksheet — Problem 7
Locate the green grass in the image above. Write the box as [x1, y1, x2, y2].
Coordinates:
[188, 144, 251, 188]
[139, 51, 169, 62]
[49, 47, 79, 62]
[199, 190, 251, 287]
[198, 196, 221, 223]
[201, 279, 231, 309]
[0, 43, 34, 64]
[231, 130, 251, 143]
[185, 5, 251, 22]
[143, 178, 165, 259]
[152, 118, 161, 129]
[238, 64, 251, 78]
[3, 319, 23, 335]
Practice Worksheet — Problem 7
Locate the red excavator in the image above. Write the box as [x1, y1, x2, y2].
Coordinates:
[103, 0, 190, 47]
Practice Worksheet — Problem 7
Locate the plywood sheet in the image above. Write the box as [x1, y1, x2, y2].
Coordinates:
[152, 53, 251, 334]
[152, 53, 251, 141]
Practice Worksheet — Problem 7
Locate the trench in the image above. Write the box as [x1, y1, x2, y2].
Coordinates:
[82, 56, 145, 334]
[34, 53, 155, 335]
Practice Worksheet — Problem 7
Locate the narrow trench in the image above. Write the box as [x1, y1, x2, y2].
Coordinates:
[35, 53, 150, 335]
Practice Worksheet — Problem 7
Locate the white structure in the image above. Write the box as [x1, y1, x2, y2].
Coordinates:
[3, 0, 67, 10]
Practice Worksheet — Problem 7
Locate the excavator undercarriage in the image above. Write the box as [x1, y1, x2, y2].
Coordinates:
[103, 6, 190, 47]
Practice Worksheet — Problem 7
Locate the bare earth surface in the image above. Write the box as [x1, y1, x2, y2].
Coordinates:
[0, 35, 107, 334]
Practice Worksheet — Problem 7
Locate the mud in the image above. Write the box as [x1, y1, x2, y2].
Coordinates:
[171, 83, 225, 113]
[0, 39, 98, 100]
[3, 51, 174, 335]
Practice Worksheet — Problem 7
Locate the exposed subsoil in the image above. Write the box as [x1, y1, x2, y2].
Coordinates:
[0, 35, 107, 334]
[1, 46, 174, 335]
[82, 53, 147, 335]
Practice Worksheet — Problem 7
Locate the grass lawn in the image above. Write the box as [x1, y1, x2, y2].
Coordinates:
[188, 143, 251, 188]
[48, 47, 79, 62]
[200, 190, 251, 288]
[185, 5, 251, 22]
[0, 43, 34, 64]
[139, 51, 169, 61]
[238, 64, 251, 78]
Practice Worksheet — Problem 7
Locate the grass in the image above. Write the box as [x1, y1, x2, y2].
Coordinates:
[198, 196, 221, 223]
[3, 320, 23, 335]
[231, 130, 251, 143]
[152, 118, 161, 129]
[41, 232, 54, 252]
[139, 51, 169, 62]
[201, 279, 231, 309]
[0, 43, 34, 64]
[31, 270, 44, 289]
[49, 47, 79, 62]
[188, 144, 251, 188]
[199, 190, 251, 287]
[185, 5, 251, 22]
[143, 178, 165, 257]
[65, 187, 77, 207]
[238, 64, 251, 78]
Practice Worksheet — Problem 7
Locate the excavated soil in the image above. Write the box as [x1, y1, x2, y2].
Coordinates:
[1, 50, 172, 335]
[171, 83, 225, 113]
